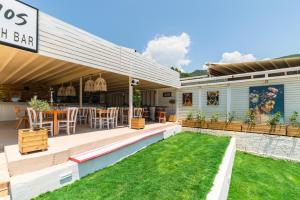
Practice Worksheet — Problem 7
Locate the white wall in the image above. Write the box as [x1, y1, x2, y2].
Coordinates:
[156, 89, 176, 115]
[178, 76, 300, 123]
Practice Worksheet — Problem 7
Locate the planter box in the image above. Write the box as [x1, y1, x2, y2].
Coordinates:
[18, 128, 48, 154]
[131, 118, 145, 129]
[181, 120, 197, 128]
[207, 121, 226, 130]
[168, 115, 177, 122]
[286, 126, 300, 137]
[224, 122, 242, 132]
[242, 124, 286, 135]
[194, 121, 208, 128]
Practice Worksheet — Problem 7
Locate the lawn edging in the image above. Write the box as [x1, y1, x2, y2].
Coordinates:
[206, 137, 236, 200]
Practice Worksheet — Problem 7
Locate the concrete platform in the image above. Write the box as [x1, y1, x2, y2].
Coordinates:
[5, 123, 177, 176]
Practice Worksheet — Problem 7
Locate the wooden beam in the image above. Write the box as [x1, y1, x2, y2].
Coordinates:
[0, 50, 18, 73]
[269, 60, 279, 69]
[256, 62, 268, 70]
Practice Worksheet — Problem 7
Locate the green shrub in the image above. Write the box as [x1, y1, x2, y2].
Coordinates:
[289, 111, 299, 127]
[267, 112, 281, 126]
[186, 111, 194, 120]
[244, 110, 256, 126]
[27, 96, 50, 112]
[211, 113, 220, 122]
[195, 111, 205, 121]
[226, 112, 235, 124]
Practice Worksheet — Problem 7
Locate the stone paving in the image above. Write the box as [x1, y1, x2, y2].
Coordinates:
[184, 127, 300, 162]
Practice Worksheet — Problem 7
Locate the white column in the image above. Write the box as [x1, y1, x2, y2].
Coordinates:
[226, 85, 231, 121]
[128, 77, 133, 127]
[79, 77, 83, 107]
[155, 89, 159, 106]
[198, 87, 202, 111]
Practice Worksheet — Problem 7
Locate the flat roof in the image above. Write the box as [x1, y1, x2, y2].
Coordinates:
[207, 56, 300, 76]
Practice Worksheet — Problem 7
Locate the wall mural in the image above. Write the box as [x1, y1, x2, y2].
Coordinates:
[182, 93, 192, 106]
[207, 91, 219, 105]
[249, 84, 284, 123]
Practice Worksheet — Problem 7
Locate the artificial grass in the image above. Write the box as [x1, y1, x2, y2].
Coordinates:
[228, 151, 300, 200]
[35, 132, 229, 200]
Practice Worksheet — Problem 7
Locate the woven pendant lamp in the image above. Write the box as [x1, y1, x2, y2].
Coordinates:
[94, 73, 107, 92]
[66, 82, 76, 96]
[84, 77, 95, 92]
[57, 84, 66, 96]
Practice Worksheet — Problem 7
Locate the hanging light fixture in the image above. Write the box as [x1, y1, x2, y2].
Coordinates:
[94, 73, 107, 92]
[57, 84, 66, 96]
[65, 82, 76, 96]
[84, 76, 95, 92]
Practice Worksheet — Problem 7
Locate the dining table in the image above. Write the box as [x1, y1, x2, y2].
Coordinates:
[45, 109, 67, 136]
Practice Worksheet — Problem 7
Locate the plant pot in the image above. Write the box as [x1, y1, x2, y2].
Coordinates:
[242, 124, 286, 135]
[181, 120, 197, 128]
[224, 122, 242, 132]
[286, 126, 300, 137]
[194, 120, 208, 128]
[131, 118, 145, 129]
[168, 115, 177, 122]
[18, 128, 48, 154]
[207, 121, 226, 130]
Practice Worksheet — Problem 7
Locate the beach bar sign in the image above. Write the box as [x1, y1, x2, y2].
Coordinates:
[0, 0, 38, 52]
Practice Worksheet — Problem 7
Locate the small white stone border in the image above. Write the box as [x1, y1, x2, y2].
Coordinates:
[206, 138, 236, 200]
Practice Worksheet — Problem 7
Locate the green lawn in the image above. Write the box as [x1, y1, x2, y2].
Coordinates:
[229, 151, 300, 200]
[35, 132, 229, 200]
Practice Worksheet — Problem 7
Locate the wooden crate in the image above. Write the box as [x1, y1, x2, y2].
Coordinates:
[194, 121, 208, 128]
[224, 122, 242, 132]
[287, 126, 300, 137]
[168, 115, 177, 122]
[18, 128, 48, 154]
[0, 181, 9, 197]
[181, 120, 196, 128]
[131, 118, 145, 129]
[207, 121, 226, 130]
[242, 124, 286, 136]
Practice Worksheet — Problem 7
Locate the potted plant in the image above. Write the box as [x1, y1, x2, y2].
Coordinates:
[195, 111, 207, 128]
[131, 89, 145, 129]
[224, 112, 242, 132]
[207, 112, 225, 130]
[19, 96, 50, 154]
[265, 112, 286, 135]
[287, 111, 300, 137]
[168, 99, 177, 122]
[181, 111, 196, 127]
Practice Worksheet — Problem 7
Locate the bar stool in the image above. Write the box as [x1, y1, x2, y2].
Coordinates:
[159, 112, 167, 123]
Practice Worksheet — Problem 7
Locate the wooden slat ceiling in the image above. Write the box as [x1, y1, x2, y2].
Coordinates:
[0, 45, 167, 92]
[207, 57, 300, 76]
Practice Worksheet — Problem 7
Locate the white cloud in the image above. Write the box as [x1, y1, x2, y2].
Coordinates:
[219, 51, 256, 64]
[142, 33, 191, 72]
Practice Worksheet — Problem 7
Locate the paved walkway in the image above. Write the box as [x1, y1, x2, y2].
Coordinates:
[184, 127, 300, 162]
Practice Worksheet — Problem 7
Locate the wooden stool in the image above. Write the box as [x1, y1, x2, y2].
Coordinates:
[158, 112, 167, 123]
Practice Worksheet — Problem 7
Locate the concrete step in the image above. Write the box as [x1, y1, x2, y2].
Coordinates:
[0, 153, 9, 198]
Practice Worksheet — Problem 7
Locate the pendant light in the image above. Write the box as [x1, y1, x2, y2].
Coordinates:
[84, 76, 94, 92]
[65, 82, 76, 96]
[94, 73, 107, 92]
[57, 83, 66, 96]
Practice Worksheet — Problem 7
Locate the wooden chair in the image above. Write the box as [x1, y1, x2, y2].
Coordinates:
[89, 107, 101, 128]
[58, 107, 78, 135]
[133, 108, 143, 118]
[101, 108, 115, 129]
[27, 108, 53, 136]
[13, 106, 29, 129]
[78, 107, 89, 125]
[159, 112, 167, 123]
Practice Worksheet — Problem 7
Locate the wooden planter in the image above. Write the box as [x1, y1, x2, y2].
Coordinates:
[194, 120, 208, 128]
[286, 126, 300, 137]
[207, 121, 226, 130]
[224, 122, 242, 132]
[168, 115, 177, 122]
[242, 124, 286, 135]
[131, 118, 145, 129]
[18, 128, 48, 154]
[181, 120, 197, 128]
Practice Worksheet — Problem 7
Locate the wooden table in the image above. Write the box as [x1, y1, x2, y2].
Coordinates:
[97, 109, 107, 117]
[45, 110, 67, 136]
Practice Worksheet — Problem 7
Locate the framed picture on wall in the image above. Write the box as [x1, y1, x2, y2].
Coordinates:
[182, 93, 192, 106]
[207, 91, 219, 105]
[163, 92, 172, 97]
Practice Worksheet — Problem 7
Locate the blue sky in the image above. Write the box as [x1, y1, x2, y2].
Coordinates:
[23, 0, 300, 72]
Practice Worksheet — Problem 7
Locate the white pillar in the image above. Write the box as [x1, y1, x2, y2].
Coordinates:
[129, 77, 133, 127]
[79, 77, 83, 107]
[155, 89, 159, 106]
[226, 85, 231, 121]
[198, 87, 202, 111]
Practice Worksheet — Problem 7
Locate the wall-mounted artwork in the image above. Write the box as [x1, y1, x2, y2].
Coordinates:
[182, 93, 192, 106]
[163, 92, 172, 97]
[249, 84, 284, 123]
[207, 91, 219, 105]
